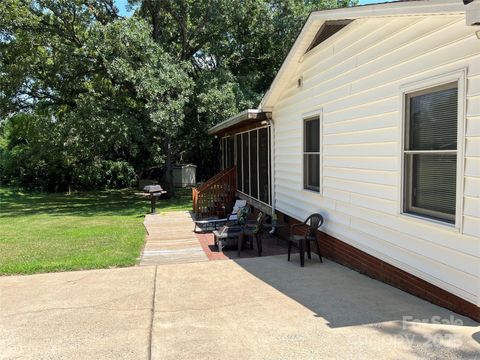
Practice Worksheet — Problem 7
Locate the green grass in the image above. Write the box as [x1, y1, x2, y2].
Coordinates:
[0, 187, 192, 275]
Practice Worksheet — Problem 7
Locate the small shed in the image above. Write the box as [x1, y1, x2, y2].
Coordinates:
[172, 164, 197, 187]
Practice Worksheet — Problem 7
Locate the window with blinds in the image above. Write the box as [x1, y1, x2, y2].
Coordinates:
[403, 82, 458, 223]
[304, 117, 321, 192]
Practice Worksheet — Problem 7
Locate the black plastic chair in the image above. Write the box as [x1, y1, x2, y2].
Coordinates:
[243, 211, 265, 256]
[287, 213, 324, 267]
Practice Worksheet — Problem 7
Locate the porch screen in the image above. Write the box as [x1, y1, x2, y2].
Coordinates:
[258, 128, 269, 204]
[226, 137, 235, 168]
[403, 82, 458, 224]
[221, 137, 227, 169]
[232, 127, 271, 205]
[242, 132, 250, 194]
[250, 131, 258, 199]
[236, 134, 242, 191]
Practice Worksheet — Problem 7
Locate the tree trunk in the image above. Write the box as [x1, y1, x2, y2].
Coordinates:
[164, 139, 175, 198]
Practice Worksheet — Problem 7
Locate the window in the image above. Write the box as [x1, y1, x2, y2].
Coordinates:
[403, 82, 458, 224]
[303, 117, 320, 192]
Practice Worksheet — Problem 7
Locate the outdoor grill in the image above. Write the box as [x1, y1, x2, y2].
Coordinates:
[142, 185, 167, 214]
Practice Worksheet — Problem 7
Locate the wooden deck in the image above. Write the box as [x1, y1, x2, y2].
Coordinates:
[140, 212, 208, 266]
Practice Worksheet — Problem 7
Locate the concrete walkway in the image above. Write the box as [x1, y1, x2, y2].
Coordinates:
[140, 212, 208, 266]
[1, 256, 478, 360]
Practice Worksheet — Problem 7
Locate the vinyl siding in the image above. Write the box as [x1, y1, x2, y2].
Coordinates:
[272, 15, 480, 306]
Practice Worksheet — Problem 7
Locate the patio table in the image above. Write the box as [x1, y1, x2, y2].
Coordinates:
[193, 217, 228, 233]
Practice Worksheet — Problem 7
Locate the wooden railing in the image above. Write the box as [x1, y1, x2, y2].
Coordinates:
[192, 167, 236, 218]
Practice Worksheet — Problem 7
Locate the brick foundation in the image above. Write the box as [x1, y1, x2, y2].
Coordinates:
[274, 210, 480, 322]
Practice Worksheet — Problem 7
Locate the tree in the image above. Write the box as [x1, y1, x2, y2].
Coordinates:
[0, 0, 356, 191]
[0, 0, 191, 191]
[133, 0, 357, 179]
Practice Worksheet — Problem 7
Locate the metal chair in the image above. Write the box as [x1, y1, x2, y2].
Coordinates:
[287, 213, 324, 267]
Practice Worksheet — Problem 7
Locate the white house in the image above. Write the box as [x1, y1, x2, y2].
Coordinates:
[207, 0, 480, 321]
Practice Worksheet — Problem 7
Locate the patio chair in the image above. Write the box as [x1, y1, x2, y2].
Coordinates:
[213, 206, 250, 255]
[243, 211, 265, 256]
[287, 213, 324, 267]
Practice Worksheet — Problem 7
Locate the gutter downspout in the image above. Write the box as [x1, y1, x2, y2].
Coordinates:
[268, 115, 277, 235]
[465, 0, 480, 26]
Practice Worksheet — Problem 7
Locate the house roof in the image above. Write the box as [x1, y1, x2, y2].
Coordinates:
[209, 0, 475, 135]
[259, 0, 472, 110]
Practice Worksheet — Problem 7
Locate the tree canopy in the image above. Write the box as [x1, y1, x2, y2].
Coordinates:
[0, 0, 356, 191]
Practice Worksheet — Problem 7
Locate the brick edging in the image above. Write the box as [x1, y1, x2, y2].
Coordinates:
[274, 211, 480, 322]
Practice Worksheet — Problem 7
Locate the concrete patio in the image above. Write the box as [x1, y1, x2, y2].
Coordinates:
[1, 255, 478, 360]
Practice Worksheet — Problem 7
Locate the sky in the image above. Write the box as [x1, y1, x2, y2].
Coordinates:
[115, 0, 134, 17]
[114, 0, 396, 17]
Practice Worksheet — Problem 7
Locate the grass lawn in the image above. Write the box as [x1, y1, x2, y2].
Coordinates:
[0, 187, 192, 275]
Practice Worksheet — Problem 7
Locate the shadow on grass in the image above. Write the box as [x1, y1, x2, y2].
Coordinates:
[0, 187, 192, 218]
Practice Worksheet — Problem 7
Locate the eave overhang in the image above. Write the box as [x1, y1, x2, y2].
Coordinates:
[208, 109, 272, 136]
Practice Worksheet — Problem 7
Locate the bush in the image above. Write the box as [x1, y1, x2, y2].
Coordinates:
[103, 160, 138, 189]
[0, 115, 138, 191]
[72, 160, 137, 190]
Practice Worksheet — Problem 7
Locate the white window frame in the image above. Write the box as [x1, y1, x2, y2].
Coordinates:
[302, 109, 323, 195]
[399, 69, 466, 230]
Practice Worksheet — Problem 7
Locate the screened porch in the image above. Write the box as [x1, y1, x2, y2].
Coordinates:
[220, 125, 272, 209]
